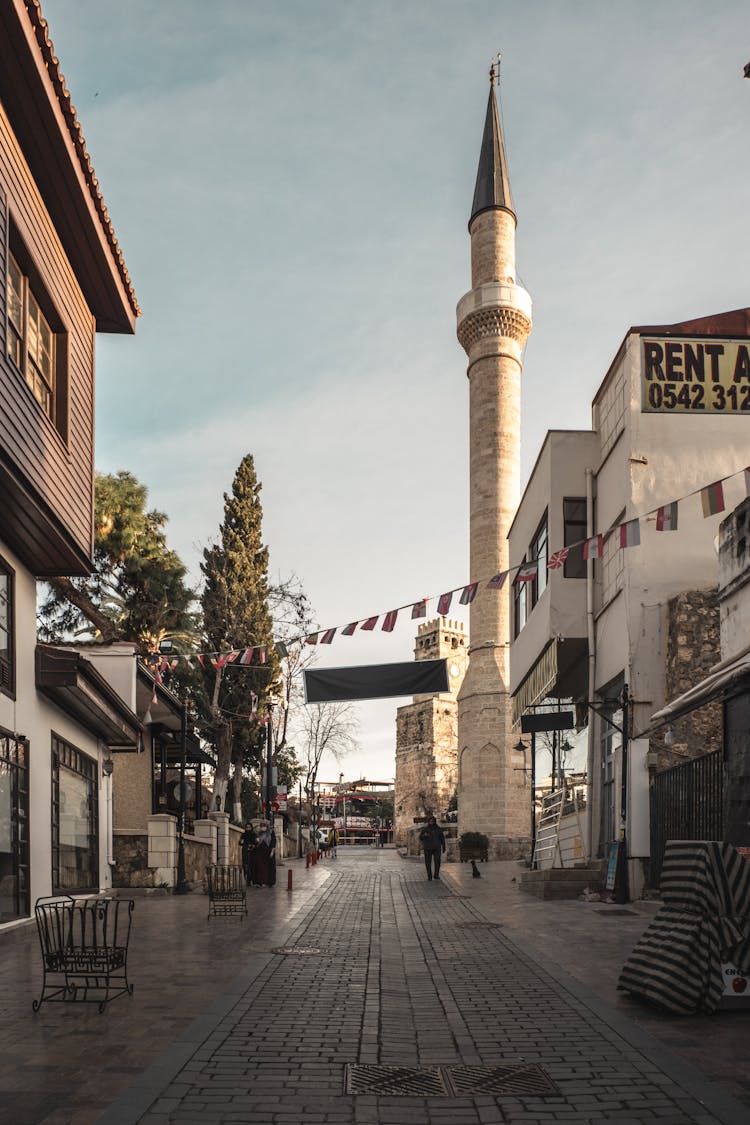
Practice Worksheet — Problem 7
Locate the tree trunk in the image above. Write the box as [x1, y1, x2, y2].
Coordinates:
[47, 577, 120, 643]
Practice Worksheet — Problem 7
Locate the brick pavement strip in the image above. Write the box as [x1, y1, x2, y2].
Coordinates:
[0, 852, 747, 1124]
[85, 852, 748, 1125]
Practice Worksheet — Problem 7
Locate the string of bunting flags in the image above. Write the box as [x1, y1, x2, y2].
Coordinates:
[147, 462, 750, 670]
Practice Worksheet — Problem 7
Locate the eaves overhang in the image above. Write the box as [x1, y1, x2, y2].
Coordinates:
[36, 644, 141, 748]
[0, 1, 139, 332]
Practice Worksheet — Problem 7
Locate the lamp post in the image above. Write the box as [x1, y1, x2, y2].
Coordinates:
[174, 697, 190, 895]
[264, 699, 278, 833]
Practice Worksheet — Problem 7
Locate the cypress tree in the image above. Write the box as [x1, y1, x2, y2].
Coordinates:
[199, 454, 280, 820]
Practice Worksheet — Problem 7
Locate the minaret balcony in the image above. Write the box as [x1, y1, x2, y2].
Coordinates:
[456, 280, 532, 326]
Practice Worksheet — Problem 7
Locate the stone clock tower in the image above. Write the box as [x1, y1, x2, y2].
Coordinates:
[394, 618, 468, 845]
[456, 65, 532, 846]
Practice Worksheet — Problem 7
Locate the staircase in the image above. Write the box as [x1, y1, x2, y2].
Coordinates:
[519, 862, 605, 900]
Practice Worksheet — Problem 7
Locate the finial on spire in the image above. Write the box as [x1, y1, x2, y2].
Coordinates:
[490, 52, 501, 87]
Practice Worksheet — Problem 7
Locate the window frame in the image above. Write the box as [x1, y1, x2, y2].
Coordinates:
[51, 735, 99, 894]
[563, 497, 588, 579]
[5, 236, 68, 441]
[0, 728, 29, 921]
[0, 557, 15, 699]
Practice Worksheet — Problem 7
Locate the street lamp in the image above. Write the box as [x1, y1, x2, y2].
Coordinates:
[174, 697, 190, 895]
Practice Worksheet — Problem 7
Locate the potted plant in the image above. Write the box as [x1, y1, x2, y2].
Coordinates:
[458, 831, 489, 863]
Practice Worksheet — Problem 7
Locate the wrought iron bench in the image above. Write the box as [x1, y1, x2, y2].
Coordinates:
[206, 864, 247, 920]
[33, 895, 135, 1013]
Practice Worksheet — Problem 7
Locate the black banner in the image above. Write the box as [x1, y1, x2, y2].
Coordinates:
[304, 659, 449, 703]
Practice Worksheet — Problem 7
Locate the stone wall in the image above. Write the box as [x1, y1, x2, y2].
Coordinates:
[113, 831, 155, 888]
[394, 618, 466, 845]
[183, 836, 213, 885]
[655, 588, 722, 770]
[395, 700, 458, 844]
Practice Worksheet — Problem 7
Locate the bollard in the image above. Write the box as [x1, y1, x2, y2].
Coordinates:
[305, 852, 310, 869]
[287, 869, 293, 891]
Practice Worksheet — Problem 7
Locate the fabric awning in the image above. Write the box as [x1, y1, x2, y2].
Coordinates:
[643, 651, 750, 737]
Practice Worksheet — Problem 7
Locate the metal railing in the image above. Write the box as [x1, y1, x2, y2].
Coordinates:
[649, 750, 723, 889]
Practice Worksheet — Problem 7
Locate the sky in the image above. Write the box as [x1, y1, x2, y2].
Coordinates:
[41, 0, 750, 784]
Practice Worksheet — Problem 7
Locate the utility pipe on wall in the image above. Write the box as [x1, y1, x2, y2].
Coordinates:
[585, 467, 598, 861]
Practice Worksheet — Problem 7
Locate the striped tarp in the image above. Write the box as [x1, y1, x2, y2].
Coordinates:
[618, 841, 750, 1014]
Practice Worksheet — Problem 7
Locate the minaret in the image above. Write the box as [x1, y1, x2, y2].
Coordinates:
[456, 64, 532, 844]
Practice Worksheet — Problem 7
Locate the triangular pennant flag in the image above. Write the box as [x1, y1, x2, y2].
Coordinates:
[258, 646, 267, 664]
[583, 534, 603, 560]
[656, 502, 679, 531]
[341, 622, 357, 636]
[238, 646, 254, 664]
[515, 561, 538, 583]
[437, 592, 453, 615]
[459, 582, 478, 605]
[619, 519, 640, 548]
[360, 617, 378, 631]
[486, 571, 508, 590]
[320, 628, 336, 644]
[411, 600, 428, 619]
[275, 641, 288, 658]
[382, 609, 398, 632]
[547, 548, 570, 570]
[197, 654, 207, 667]
[305, 633, 319, 645]
[700, 480, 725, 518]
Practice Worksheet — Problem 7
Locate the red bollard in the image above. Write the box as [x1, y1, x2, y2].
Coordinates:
[287, 869, 293, 891]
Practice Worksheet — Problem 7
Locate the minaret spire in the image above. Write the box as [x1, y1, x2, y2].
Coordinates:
[470, 59, 515, 227]
[456, 63, 532, 847]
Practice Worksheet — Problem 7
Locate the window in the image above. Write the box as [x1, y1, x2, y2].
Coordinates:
[6, 250, 65, 431]
[530, 515, 548, 605]
[51, 736, 99, 892]
[513, 566, 529, 636]
[513, 514, 549, 636]
[601, 513, 625, 606]
[0, 560, 14, 697]
[563, 498, 587, 579]
[0, 730, 29, 921]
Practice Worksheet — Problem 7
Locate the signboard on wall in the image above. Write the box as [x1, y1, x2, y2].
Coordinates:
[641, 336, 750, 414]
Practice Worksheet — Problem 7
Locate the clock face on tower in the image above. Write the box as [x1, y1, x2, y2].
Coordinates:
[450, 663, 460, 678]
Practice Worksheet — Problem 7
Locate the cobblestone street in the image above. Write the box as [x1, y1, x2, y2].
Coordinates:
[86, 851, 746, 1125]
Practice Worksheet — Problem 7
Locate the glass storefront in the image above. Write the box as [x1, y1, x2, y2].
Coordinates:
[51, 736, 99, 892]
[0, 730, 29, 921]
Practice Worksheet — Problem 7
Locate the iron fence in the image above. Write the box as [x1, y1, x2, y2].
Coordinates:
[649, 750, 723, 889]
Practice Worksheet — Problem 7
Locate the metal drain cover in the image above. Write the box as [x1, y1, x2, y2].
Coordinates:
[271, 946, 322, 956]
[345, 1063, 559, 1097]
[346, 1064, 449, 1096]
[449, 1063, 559, 1096]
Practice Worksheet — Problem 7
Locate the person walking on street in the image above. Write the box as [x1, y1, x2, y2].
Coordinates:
[419, 816, 446, 880]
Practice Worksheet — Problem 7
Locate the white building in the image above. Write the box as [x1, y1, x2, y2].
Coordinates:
[509, 306, 750, 898]
[0, 4, 138, 924]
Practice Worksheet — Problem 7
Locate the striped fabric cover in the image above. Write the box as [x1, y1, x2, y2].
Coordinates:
[618, 841, 750, 1014]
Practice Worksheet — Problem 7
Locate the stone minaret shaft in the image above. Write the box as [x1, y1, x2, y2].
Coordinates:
[456, 67, 532, 841]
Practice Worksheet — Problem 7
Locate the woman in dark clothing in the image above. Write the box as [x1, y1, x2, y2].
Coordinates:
[254, 823, 277, 887]
[419, 817, 446, 880]
[239, 823, 257, 885]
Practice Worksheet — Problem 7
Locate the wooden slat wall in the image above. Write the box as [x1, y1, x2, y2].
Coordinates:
[0, 98, 95, 569]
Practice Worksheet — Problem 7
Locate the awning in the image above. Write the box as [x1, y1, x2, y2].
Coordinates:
[643, 650, 750, 737]
[36, 645, 141, 748]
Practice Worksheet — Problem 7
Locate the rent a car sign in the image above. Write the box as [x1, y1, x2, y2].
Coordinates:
[642, 336, 750, 413]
